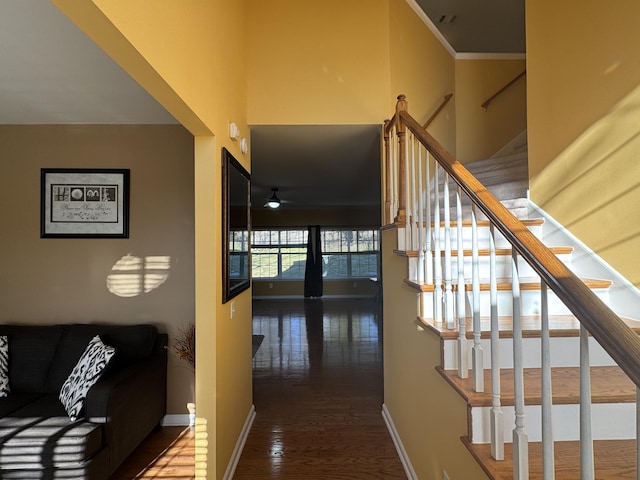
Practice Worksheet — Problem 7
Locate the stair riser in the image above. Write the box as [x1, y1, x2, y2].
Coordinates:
[407, 252, 572, 283]
[442, 252, 572, 281]
[421, 288, 611, 318]
[470, 403, 636, 444]
[441, 336, 616, 370]
[398, 224, 543, 252]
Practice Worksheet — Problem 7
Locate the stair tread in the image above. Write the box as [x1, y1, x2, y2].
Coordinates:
[438, 365, 636, 407]
[398, 247, 572, 257]
[418, 313, 640, 339]
[463, 437, 637, 480]
[405, 276, 612, 293]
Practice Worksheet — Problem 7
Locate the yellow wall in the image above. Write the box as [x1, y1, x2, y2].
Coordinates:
[389, 0, 456, 153]
[455, 59, 527, 163]
[384, 4, 488, 478]
[53, 1, 252, 478]
[247, 0, 391, 126]
[527, 0, 640, 286]
[382, 229, 487, 479]
[0, 125, 194, 415]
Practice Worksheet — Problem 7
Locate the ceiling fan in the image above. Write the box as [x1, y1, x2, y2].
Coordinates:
[264, 187, 281, 209]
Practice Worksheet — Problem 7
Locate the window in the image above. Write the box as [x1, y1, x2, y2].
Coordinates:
[251, 228, 379, 280]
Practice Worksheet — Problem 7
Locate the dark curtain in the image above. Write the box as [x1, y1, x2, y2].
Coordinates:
[304, 225, 323, 298]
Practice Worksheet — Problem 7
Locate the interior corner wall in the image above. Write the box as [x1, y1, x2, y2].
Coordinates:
[0, 124, 194, 416]
[454, 59, 527, 163]
[527, 0, 640, 286]
[381, 229, 487, 479]
[246, 0, 391, 125]
[388, 0, 456, 154]
[384, 3, 486, 478]
[51, 1, 252, 478]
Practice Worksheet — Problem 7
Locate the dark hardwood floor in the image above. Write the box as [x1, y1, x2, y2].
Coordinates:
[233, 297, 406, 479]
[110, 297, 405, 479]
[110, 425, 195, 479]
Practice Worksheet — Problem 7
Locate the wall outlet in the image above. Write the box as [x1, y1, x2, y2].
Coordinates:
[230, 301, 235, 319]
[353, 281, 357, 288]
[269, 282, 273, 289]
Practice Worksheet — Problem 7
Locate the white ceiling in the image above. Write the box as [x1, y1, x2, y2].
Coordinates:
[0, 0, 176, 124]
[414, 0, 525, 53]
[0, 0, 523, 211]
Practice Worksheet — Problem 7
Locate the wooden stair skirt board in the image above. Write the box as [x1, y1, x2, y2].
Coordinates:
[462, 437, 637, 480]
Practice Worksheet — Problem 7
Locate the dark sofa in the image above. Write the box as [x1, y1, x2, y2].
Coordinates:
[0, 323, 167, 479]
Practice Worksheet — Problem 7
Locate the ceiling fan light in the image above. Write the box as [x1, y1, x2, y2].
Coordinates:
[266, 188, 281, 209]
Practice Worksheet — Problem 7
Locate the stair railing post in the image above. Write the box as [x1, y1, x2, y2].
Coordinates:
[383, 120, 392, 225]
[433, 163, 443, 323]
[580, 325, 595, 480]
[637, 388, 640, 480]
[409, 134, 417, 251]
[443, 172, 454, 328]
[417, 144, 425, 285]
[471, 204, 484, 392]
[540, 282, 555, 479]
[490, 223, 504, 460]
[425, 152, 433, 284]
[395, 95, 408, 226]
[512, 251, 529, 480]
[456, 186, 468, 379]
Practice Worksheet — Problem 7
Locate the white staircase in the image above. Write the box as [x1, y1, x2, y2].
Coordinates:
[396, 151, 640, 478]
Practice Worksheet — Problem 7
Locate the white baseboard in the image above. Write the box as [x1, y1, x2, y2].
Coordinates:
[223, 404, 256, 480]
[382, 404, 417, 480]
[161, 414, 190, 426]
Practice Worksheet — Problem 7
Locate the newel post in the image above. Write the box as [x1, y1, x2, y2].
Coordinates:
[395, 94, 408, 224]
[383, 119, 391, 225]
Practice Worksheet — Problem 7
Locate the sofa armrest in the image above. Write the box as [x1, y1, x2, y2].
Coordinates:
[84, 334, 167, 474]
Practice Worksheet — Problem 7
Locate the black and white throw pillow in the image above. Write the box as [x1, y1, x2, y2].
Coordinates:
[59, 335, 116, 421]
[0, 336, 8, 397]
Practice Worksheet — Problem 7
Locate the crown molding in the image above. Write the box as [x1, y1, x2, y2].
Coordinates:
[405, 0, 456, 58]
[455, 52, 526, 61]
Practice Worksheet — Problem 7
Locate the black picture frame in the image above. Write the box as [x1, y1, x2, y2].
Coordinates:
[40, 168, 130, 238]
[222, 148, 251, 303]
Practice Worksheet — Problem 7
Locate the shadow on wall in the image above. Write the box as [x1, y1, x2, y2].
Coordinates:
[106, 254, 171, 297]
[531, 84, 640, 286]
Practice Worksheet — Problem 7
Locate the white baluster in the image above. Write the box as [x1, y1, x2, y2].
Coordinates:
[471, 204, 484, 392]
[512, 251, 528, 480]
[490, 223, 503, 460]
[580, 324, 594, 480]
[457, 187, 468, 379]
[433, 164, 442, 323]
[540, 282, 555, 479]
[410, 135, 418, 251]
[425, 152, 433, 285]
[636, 388, 640, 480]
[443, 173, 454, 329]
[417, 143, 424, 285]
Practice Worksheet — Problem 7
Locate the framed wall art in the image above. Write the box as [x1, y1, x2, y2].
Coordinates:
[41, 168, 130, 238]
[222, 148, 251, 303]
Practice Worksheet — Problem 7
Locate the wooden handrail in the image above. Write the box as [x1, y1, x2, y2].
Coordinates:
[423, 93, 453, 129]
[481, 70, 526, 110]
[397, 108, 640, 389]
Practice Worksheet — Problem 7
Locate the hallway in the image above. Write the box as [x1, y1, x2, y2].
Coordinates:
[233, 298, 406, 479]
